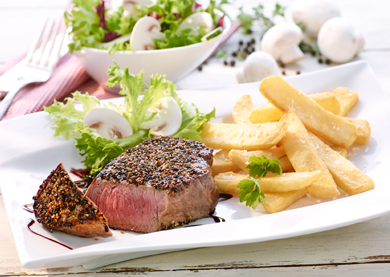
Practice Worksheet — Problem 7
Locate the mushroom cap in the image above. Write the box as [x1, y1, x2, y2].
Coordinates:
[318, 17, 364, 63]
[139, 96, 182, 136]
[84, 108, 133, 139]
[130, 17, 165, 51]
[178, 12, 214, 34]
[242, 51, 279, 83]
[261, 22, 304, 61]
[291, 0, 341, 38]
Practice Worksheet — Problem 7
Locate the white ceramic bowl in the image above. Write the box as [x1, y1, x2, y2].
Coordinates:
[73, 14, 231, 92]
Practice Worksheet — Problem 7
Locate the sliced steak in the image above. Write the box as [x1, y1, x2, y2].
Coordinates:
[85, 136, 219, 233]
[33, 163, 112, 237]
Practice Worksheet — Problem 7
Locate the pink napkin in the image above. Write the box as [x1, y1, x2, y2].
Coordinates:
[0, 21, 242, 121]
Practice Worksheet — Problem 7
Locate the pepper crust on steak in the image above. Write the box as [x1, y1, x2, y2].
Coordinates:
[85, 136, 219, 233]
[33, 163, 112, 237]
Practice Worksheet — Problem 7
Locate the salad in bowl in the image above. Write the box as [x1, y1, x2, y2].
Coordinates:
[65, 0, 231, 89]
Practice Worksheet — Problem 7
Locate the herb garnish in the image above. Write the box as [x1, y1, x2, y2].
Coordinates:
[237, 155, 285, 209]
[236, 3, 286, 35]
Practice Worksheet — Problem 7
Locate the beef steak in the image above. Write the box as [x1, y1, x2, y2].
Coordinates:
[33, 163, 112, 237]
[85, 136, 219, 233]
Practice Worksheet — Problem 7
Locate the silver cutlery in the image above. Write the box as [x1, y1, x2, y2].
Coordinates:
[0, 20, 65, 119]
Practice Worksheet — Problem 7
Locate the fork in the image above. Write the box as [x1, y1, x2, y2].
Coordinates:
[0, 20, 65, 119]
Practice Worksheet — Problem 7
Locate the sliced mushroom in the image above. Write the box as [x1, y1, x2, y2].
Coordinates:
[140, 97, 182, 136]
[178, 12, 214, 35]
[130, 17, 165, 50]
[318, 17, 364, 63]
[236, 51, 279, 83]
[84, 108, 133, 139]
[110, 0, 152, 16]
[291, 0, 341, 39]
[261, 22, 304, 64]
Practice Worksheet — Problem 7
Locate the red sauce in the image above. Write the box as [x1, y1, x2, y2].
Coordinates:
[70, 168, 93, 190]
[27, 219, 73, 250]
[210, 215, 226, 223]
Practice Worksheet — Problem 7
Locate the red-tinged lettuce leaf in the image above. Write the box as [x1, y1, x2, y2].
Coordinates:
[95, 0, 107, 29]
[217, 14, 225, 27]
[103, 31, 120, 42]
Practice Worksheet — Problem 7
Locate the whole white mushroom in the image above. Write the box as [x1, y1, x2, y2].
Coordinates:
[291, 0, 341, 39]
[261, 22, 304, 65]
[236, 51, 279, 84]
[318, 17, 364, 63]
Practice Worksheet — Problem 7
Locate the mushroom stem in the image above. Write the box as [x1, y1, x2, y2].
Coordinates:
[279, 45, 305, 64]
[151, 27, 165, 39]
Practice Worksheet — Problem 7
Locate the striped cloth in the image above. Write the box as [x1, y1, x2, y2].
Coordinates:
[0, 21, 242, 121]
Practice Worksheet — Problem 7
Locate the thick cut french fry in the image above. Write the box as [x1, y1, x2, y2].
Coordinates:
[200, 122, 287, 150]
[309, 92, 341, 115]
[232, 95, 255, 124]
[214, 171, 243, 195]
[260, 76, 357, 148]
[212, 149, 240, 176]
[229, 148, 294, 172]
[214, 171, 320, 194]
[280, 110, 340, 198]
[229, 147, 344, 172]
[346, 118, 371, 145]
[330, 146, 347, 159]
[249, 103, 284, 123]
[263, 189, 307, 213]
[308, 132, 375, 195]
[249, 92, 341, 124]
[333, 87, 359, 116]
[260, 171, 320, 192]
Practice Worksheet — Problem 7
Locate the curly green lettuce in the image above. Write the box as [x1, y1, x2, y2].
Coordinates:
[44, 64, 215, 175]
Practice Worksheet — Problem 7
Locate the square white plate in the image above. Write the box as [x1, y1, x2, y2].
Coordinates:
[1, 61, 390, 269]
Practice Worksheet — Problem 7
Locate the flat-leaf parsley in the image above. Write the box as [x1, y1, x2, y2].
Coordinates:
[237, 155, 285, 209]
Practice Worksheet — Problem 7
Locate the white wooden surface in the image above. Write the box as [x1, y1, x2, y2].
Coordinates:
[2, 0, 390, 276]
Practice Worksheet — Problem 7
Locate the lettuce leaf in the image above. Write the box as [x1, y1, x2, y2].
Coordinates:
[75, 128, 151, 175]
[106, 62, 176, 133]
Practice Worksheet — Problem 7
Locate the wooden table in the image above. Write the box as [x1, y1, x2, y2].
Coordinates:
[1, 0, 390, 276]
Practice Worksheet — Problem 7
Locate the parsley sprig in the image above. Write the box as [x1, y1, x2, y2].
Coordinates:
[237, 155, 285, 210]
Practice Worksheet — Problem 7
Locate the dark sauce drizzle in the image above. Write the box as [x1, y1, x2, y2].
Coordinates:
[219, 193, 232, 202]
[210, 215, 226, 223]
[27, 219, 73, 250]
[22, 203, 34, 213]
[70, 168, 93, 190]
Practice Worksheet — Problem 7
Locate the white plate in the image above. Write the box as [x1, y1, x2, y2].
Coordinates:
[1, 61, 390, 269]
